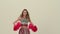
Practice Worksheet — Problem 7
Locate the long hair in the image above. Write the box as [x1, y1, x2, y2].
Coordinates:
[20, 9, 31, 22]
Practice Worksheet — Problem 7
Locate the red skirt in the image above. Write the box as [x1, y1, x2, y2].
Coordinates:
[19, 24, 30, 34]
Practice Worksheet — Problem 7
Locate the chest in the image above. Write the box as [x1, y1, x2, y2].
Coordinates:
[20, 18, 28, 23]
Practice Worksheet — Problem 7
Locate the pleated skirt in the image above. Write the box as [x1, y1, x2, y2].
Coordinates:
[19, 24, 30, 34]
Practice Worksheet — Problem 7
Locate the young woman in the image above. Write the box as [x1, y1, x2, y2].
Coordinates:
[13, 9, 32, 34]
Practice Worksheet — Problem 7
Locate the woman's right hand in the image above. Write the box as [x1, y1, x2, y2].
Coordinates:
[13, 21, 17, 25]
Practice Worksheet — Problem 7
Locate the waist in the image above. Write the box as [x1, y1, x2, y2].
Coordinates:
[21, 24, 28, 26]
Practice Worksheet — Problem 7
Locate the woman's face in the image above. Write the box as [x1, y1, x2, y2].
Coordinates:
[23, 11, 27, 16]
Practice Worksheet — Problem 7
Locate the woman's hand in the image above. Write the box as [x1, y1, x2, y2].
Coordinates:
[30, 21, 33, 24]
[13, 21, 17, 25]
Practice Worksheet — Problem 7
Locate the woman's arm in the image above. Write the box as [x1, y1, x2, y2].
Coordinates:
[27, 18, 33, 24]
[13, 17, 21, 24]
[30, 21, 32, 23]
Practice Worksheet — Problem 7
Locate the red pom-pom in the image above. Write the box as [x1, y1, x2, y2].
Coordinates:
[28, 23, 38, 32]
[13, 22, 21, 31]
[32, 25, 37, 32]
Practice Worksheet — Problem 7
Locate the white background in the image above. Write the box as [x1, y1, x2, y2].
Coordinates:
[0, 0, 60, 34]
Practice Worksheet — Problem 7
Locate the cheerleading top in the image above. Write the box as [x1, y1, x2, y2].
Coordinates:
[20, 18, 29, 24]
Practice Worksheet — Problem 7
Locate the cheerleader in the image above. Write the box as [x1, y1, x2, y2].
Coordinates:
[13, 9, 32, 34]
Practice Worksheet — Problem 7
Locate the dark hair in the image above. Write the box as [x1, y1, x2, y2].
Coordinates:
[20, 9, 31, 22]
